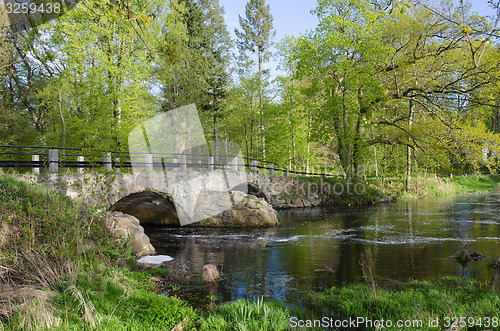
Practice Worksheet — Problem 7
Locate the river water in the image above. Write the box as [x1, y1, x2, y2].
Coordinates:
[144, 192, 500, 304]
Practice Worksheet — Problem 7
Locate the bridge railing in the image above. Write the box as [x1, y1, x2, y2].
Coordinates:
[0, 145, 338, 178]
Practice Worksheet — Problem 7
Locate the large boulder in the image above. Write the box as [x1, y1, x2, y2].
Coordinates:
[192, 191, 279, 227]
[106, 211, 156, 258]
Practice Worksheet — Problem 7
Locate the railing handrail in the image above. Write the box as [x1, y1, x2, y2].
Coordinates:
[0, 144, 334, 177]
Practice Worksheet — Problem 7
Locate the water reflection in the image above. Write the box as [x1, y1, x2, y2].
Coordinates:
[144, 192, 500, 303]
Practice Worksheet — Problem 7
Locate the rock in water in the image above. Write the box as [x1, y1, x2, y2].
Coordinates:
[202, 264, 220, 282]
[191, 191, 279, 227]
[137, 255, 174, 266]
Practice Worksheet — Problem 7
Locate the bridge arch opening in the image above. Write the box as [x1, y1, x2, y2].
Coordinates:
[111, 190, 179, 225]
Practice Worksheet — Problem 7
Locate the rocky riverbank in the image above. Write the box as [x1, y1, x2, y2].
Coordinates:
[246, 174, 393, 208]
[106, 211, 156, 258]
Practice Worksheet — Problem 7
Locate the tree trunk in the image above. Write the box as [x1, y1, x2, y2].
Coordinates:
[258, 50, 265, 159]
[114, 82, 123, 148]
[306, 108, 312, 173]
[406, 99, 414, 191]
[335, 86, 352, 179]
[494, 106, 500, 133]
[373, 129, 378, 177]
[58, 90, 66, 149]
[353, 112, 366, 178]
[213, 115, 218, 166]
[290, 79, 296, 171]
[243, 116, 250, 167]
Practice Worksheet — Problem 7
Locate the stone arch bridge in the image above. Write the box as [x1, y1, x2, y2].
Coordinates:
[17, 171, 323, 211]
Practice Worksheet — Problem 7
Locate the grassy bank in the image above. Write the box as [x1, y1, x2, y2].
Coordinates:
[368, 175, 500, 200]
[296, 174, 500, 205]
[299, 277, 500, 330]
[3, 176, 500, 330]
[0, 176, 290, 330]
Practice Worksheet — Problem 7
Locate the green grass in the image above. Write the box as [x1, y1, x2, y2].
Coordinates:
[450, 175, 500, 193]
[294, 174, 500, 204]
[0, 176, 291, 330]
[365, 175, 500, 201]
[302, 278, 500, 330]
[46, 267, 198, 331]
[3, 175, 500, 330]
[0, 175, 193, 330]
[199, 297, 290, 331]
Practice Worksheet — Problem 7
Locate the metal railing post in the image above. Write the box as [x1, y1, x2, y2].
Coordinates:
[103, 153, 112, 171]
[145, 153, 153, 172]
[232, 156, 238, 171]
[251, 160, 257, 173]
[77, 156, 84, 174]
[32, 155, 39, 174]
[208, 156, 214, 172]
[180, 154, 187, 171]
[270, 162, 274, 176]
[286, 169, 289, 177]
[48, 149, 58, 174]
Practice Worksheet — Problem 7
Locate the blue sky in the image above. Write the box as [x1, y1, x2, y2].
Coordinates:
[220, 0, 318, 78]
[219, 0, 499, 79]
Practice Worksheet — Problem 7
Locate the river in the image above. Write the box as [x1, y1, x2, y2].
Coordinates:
[144, 191, 500, 305]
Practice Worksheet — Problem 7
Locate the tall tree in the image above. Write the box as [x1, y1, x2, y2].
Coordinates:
[160, 0, 231, 148]
[235, 0, 275, 159]
[198, 0, 232, 149]
[286, 0, 500, 181]
[33, 0, 163, 150]
[292, 0, 392, 178]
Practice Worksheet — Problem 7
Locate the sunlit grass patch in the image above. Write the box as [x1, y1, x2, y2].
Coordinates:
[303, 278, 500, 330]
[199, 297, 290, 331]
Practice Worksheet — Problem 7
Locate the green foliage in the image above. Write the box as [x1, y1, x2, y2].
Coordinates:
[1, 177, 83, 257]
[235, 0, 275, 70]
[160, 0, 231, 116]
[21, 267, 196, 331]
[451, 175, 500, 193]
[288, 0, 395, 177]
[0, 177, 194, 330]
[3, 0, 500, 181]
[234, 0, 275, 159]
[304, 278, 500, 330]
[0, 176, 130, 287]
[42, 0, 162, 150]
[199, 297, 290, 331]
[269, 0, 500, 181]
